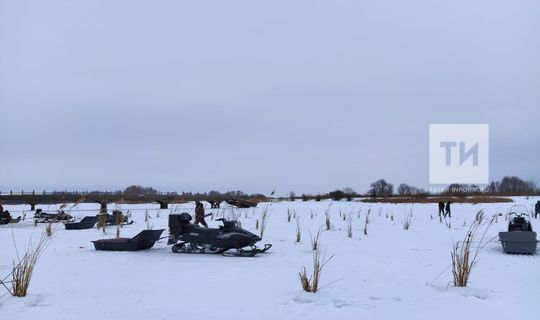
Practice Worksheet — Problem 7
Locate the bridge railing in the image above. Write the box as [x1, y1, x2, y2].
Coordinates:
[0, 191, 249, 198]
[0, 190, 184, 197]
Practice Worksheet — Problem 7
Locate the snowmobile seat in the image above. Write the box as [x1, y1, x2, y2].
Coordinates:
[92, 229, 165, 251]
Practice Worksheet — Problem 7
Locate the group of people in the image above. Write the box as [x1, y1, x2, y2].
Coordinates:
[438, 201, 452, 218]
[438, 200, 540, 219]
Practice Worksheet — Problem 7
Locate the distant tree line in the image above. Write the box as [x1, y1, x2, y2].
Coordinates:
[287, 175, 539, 201]
[8, 176, 537, 199]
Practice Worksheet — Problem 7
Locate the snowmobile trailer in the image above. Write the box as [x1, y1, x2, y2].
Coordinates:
[499, 206, 538, 254]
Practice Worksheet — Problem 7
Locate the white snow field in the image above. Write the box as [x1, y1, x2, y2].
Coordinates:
[1, 198, 539, 319]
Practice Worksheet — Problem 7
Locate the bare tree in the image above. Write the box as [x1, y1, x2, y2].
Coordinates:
[368, 179, 394, 198]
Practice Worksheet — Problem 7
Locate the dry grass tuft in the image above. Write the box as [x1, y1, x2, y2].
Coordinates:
[363, 213, 369, 235]
[347, 215, 353, 238]
[451, 210, 494, 287]
[310, 229, 321, 251]
[259, 204, 270, 239]
[45, 223, 53, 237]
[324, 210, 331, 231]
[144, 210, 153, 230]
[11, 230, 51, 297]
[97, 213, 107, 233]
[403, 213, 414, 230]
[295, 216, 301, 243]
[115, 212, 123, 226]
[298, 249, 334, 293]
[475, 210, 485, 223]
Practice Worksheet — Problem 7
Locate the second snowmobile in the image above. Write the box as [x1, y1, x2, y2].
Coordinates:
[499, 205, 538, 254]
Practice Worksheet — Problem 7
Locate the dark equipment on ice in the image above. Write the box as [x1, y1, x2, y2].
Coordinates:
[34, 209, 73, 222]
[0, 211, 21, 225]
[64, 216, 99, 230]
[92, 229, 165, 251]
[168, 213, 271, 257]
[96, 210, 133, 228]
[499, 205, 538, 254]
[225, 199, 258, 208]
[99, 210, 133, 226]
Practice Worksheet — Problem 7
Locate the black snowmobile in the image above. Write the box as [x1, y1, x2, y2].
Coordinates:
[34, 209, 73, 222]
[168, 213, 271, 257]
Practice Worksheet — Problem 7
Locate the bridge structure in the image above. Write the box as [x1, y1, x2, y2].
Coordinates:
[0, 191, 257, 212]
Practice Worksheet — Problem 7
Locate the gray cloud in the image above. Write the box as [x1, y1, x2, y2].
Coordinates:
[1, 0, 539, 195]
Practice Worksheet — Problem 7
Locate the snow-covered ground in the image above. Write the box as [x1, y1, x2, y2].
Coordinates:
[1, 198, 539, 319]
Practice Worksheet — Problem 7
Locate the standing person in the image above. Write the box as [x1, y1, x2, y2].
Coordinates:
[438, 202, 445, 217]
[2, 210, 12, 223]
[194, 201, 208, 228]
[445, 201, 452, 218]
[535, 201, 540, 219]
[1, 200, 11, 224]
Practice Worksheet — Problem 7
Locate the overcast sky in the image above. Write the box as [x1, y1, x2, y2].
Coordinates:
[1, 0, 539, 195]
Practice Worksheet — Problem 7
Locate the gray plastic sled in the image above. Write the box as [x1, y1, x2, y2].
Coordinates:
[64, 216, 99, 230]
[92, 229, 165, 251]
[499, 231, 538, 254]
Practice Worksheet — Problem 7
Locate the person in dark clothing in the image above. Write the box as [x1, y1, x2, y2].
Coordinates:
[445, 201, 451, 218]
[194, 201, 208, 228]
[438, 202, 445, 217]
[1, 210, 12, 224]
[535, 201, 540, 219]
[0, 202, 7, 224]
